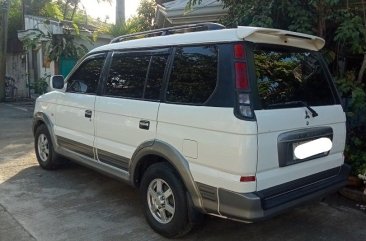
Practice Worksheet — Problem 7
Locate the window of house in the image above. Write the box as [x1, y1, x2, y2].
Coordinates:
[166, 46, 218, 104]
[67, 55, 105, 94]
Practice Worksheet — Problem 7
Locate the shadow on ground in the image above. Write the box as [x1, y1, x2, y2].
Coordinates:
[0, 103, 34, 162]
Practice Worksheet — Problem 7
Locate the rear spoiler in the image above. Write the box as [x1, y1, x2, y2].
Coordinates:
[237, 27, 325, 51]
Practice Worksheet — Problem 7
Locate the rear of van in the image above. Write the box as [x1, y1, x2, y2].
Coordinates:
[218, 27, 350, 221]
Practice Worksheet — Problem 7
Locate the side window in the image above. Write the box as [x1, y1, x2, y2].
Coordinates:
[166, 46, 218, 104]
[67, 56, 105, 94]
[144, 55, 168, 100]
[105, 54, 150, 99]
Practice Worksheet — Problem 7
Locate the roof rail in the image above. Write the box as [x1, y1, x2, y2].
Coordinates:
[110, 22, 225, 43]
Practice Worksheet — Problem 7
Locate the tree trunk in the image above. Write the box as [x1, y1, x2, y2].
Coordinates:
[316, 1, 326, 38]
[357, 53, 366, 83]
[71, 1, 80, 21]
[63, 0, 70, 20]
[116, 0, 125, 25]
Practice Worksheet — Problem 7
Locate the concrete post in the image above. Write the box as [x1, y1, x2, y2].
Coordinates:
[0, 0, 9, 102]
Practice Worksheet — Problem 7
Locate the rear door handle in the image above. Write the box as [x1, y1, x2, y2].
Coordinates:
[139, 120, 150, 130]
[85, 110, 92, 118]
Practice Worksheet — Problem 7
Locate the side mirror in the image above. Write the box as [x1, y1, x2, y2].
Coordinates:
[50, 75, 65, 91]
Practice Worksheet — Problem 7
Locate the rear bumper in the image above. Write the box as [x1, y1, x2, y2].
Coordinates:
[217, 164, 350, 221]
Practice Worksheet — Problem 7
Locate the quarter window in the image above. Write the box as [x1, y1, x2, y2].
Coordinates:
[67, 55, 105, 94]
[166, 46, 218, 104]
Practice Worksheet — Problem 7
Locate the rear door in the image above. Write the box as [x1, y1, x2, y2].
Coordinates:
[94, 49, 169, 170]
[251, 45, 346, 191]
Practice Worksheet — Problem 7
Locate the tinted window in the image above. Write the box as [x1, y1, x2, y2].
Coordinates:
[105, 54, 150, 99]
[144, 55, 167, 100]
[67, 55, 105, 94]
[254, 46, 335, 108]
[166, 46, 218, 104]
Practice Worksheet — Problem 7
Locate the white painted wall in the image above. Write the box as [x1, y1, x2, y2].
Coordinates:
[24, 15, 63, 36]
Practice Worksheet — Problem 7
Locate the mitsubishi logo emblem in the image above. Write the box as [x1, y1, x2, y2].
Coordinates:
[305, 110, 310, 119]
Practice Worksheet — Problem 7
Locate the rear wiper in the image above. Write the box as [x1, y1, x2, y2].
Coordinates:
[267, 101, 318, 117]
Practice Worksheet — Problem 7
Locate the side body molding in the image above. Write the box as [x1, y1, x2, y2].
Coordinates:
[130, 140, 204, 211]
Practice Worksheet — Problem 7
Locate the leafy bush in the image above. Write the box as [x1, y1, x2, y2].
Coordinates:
[29, 75, 49, 95]
[336, 72, 366, 175]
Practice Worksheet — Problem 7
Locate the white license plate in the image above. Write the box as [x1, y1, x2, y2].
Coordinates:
[292, 138, 333, 160]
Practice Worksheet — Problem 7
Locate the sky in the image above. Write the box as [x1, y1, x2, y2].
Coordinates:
[80, 0, 141, 24]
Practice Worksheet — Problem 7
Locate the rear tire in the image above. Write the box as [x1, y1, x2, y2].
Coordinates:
[140, 162, 194, 238]
[34, 124, 60, 170]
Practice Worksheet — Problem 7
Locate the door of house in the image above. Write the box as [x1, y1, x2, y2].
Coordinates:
[60, 57, 77, 78]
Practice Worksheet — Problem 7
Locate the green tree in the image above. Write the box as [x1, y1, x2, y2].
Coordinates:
[8, 0, 23, 44]
[68, 0, 110, 20]
[135, 0, 156, 31]
[24, 0, 53, 15]
[109, 0, 156, 37]
[109, 18, 141, 37]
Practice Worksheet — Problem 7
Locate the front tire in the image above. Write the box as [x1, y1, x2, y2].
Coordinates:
[34, 124, 60, 170]
[140, 163, 193, 238]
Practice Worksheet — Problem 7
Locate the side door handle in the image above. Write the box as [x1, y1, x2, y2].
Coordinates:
[85, 110, 92, 118]
[139, 120, 150, 130]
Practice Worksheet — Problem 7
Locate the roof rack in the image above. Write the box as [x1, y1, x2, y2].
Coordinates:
[110, 22, 225, 43]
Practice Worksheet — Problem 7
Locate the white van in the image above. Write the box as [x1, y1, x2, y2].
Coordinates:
[33, 23, 350, 238]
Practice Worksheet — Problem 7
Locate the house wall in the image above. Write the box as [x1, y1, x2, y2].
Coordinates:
[24, 15, 63, 35]
[37, 49, 55, 80]
[6, 53, 28, 98]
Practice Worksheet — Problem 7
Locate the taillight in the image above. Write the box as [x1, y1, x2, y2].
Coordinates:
[234, 44, 246, 59]
[239, 105, 253, 118]
[234, 43, 254, 119]
[235, 62, 249, 89]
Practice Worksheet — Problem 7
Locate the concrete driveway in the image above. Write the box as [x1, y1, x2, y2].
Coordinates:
[0, 102, 365, 241]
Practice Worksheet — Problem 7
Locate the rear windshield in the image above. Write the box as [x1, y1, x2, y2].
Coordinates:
[253, 46, 336, 109]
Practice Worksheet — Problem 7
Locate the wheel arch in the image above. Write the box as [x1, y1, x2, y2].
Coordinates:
[33, 112, 58, 149]
[130, 140, 204, 211]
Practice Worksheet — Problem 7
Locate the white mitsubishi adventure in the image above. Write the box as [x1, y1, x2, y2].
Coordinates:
[33, 23, 350, 238]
